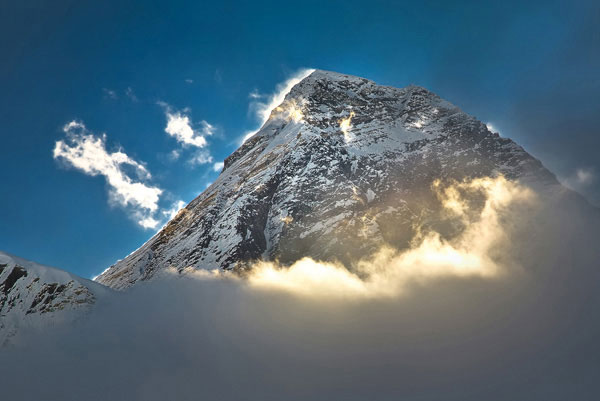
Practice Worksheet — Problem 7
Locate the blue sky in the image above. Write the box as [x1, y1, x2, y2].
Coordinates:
[1, 0, 598, 278]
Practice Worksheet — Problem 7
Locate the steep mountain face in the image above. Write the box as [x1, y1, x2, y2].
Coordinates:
[0, 252, 107, 345]
[97, 70, 557, 289]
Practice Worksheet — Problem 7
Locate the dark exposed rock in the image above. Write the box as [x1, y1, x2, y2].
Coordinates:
[1, 265, 27, 296]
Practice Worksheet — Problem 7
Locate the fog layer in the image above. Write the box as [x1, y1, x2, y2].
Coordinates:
[2, 180, 599, 401]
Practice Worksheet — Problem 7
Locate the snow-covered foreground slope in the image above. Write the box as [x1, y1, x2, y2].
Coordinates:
[97, 70, 558, 289]
[0, 251, 109, 345]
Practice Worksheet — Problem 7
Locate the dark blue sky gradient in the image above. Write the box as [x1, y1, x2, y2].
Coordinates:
[1, 0, 598, 278]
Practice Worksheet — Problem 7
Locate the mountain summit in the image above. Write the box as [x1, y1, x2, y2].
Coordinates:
[97, 70, 557, 289]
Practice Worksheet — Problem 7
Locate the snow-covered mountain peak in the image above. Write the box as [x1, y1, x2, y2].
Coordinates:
[245, 69, 464, 163]
[97, 70, 556, 289]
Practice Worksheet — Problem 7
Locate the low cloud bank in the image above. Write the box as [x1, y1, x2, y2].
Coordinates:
[192, 176, 533, 299]
[2, 180, 600, 401]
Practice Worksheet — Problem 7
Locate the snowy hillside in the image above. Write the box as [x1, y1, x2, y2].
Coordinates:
[97, 70, 558, 289]
[0, 251, 108, 345]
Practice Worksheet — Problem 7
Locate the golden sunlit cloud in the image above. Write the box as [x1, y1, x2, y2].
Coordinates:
[339, 111, 355, 142]
[179, 176, 535, 300]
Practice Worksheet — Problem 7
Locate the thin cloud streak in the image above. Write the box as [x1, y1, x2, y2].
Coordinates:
[125, 87, 138, 102]
[53, 121, 178, 230]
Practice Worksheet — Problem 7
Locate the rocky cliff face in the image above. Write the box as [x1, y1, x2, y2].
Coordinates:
[97, 70, 557, 289]
[0, 252, 107, 345]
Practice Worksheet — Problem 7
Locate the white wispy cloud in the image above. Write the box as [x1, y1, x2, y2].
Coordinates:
[53, 121, 164, 229]
[158, 102, 213, 148]
[138, 215, 160, 229]
[102, 88, 118, 100]
[168, 149, 181, 161]
[189, 150, 214, 166]
[242, 68, 315, 143]
[125, 87, 138, 102]
[561, 167, 596, 192]
[575, 168, 594, 185]
[248, 90, 262, 99]
[165, 113, 210, 147]
[213, 161, 224, 172]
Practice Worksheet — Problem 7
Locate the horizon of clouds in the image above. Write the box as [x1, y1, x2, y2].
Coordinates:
[241, 68, 315, 143]
[53, 121, 183, 230]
